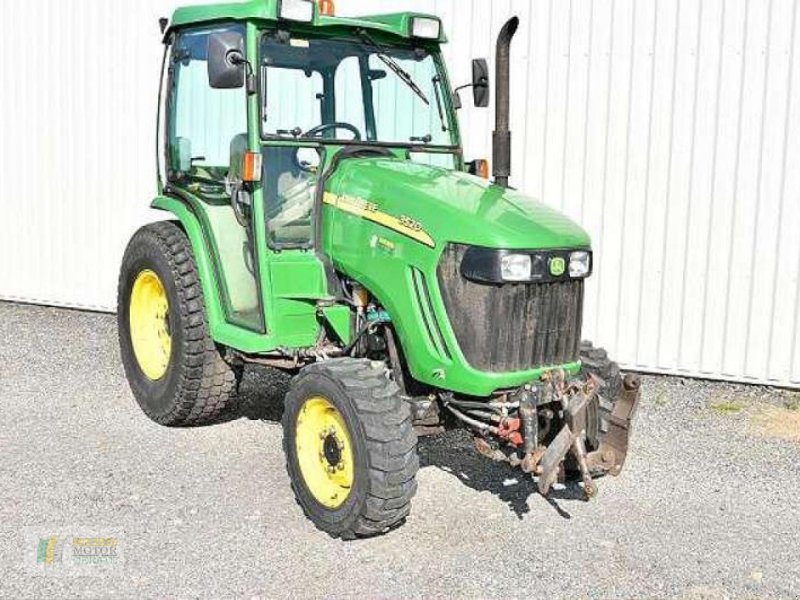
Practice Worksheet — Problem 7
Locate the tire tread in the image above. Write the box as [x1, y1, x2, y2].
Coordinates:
[580, 340, 623, 448]
[119, 222, 239, 427]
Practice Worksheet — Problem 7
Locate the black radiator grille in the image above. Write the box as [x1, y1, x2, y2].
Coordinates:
[436, 244, 584, 373]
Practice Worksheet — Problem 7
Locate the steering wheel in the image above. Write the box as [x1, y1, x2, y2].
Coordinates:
[303, 122, 362, 141]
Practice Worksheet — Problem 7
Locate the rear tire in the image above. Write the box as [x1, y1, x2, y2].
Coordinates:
[118, 221, 240, 427]
[283, 359, 418, 539]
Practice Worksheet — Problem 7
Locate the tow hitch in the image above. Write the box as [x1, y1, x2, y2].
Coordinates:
[471, 372, 642, 500]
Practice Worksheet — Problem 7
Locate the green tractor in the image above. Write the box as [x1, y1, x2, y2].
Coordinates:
[118, 0, 641, 538]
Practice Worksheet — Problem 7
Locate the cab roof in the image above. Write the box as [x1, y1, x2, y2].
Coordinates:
[169, 0, 447, 43]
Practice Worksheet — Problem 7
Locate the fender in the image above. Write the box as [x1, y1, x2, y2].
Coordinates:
[151, 194, 227, 332]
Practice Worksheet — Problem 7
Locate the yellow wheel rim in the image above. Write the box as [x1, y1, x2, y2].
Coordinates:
[295, 396, 355, 509]
[129, 270, 172, 381]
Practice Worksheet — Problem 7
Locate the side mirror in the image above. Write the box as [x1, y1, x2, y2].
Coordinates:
[208, 31, 245, 89]
[368, 69, 387, 81]
[472, 58, 490, 108]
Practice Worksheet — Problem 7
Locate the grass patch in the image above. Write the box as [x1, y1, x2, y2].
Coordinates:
[752, 406, 800, 442]
[784, 397, 800, 412]
[654, 391, 671, 407]
[709, 400, 745, 415]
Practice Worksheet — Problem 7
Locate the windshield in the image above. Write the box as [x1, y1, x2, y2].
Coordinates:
[259, 31, 455, 147]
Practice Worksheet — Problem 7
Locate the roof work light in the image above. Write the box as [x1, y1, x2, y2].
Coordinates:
[411, 17, 442, 40]
[278, 0, 314, 22]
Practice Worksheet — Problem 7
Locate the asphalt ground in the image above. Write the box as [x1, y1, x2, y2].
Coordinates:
[1, 301, 799, 599]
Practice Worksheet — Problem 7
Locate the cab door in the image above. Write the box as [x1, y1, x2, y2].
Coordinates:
[253, 30, 338, 347]
[166, 25, 264, 333]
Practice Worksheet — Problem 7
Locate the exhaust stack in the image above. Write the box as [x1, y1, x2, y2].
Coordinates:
[493, 17, 520, 188]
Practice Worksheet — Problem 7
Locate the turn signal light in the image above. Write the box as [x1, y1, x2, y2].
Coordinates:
[469, 159, 490, 179]
[319, 0, 335, 16]
[242, 151, 263, 183]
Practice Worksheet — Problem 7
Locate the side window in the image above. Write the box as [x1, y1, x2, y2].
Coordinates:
[334, 57, 366, 134]
[169, 27, 247, 182]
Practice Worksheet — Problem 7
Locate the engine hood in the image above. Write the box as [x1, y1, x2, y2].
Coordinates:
[326, 157, 591, 250]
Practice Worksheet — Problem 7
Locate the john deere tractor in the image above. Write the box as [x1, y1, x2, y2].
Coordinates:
[118, 0, 641, 539]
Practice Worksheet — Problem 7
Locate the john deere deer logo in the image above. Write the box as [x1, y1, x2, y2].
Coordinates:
[549, 257, 566, 277]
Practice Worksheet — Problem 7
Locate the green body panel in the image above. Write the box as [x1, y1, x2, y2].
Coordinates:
[171, 1, 447, 42]
[267, 252, 333, 347]
[328, 158, 591, 250]
[322, 304, 352, 346]
[322, 157, 588, 396]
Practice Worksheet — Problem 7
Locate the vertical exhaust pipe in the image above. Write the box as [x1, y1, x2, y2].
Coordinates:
[493, 16, 520, 188]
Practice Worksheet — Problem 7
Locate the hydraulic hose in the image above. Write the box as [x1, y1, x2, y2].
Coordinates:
[444, 403, 500, 435]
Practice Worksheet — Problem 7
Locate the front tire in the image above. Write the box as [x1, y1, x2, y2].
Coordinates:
[580, 341, 623, 450]
[282, 359, 419, 539]
[118, 221, 240, 427]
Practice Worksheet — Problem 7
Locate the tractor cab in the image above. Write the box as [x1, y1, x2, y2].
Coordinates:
[158, 1, 472, 340]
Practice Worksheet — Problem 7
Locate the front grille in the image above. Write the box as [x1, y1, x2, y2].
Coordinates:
[436, 244, 584, 373]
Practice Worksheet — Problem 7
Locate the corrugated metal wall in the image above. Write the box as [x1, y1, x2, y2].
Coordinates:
[1, 0, 798, 387]
[0, 1, 171, 312]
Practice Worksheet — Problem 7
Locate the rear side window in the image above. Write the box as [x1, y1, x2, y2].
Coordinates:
[168, 25, 247, 182]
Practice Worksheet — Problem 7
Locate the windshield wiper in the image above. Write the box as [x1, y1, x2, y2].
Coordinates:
[432, 75, 448, 132]
[357, 30, 430, 106]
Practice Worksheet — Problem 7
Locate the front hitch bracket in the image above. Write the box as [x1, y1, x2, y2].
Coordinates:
[532, 372, 642, 499]
[470, 372, 642, 500]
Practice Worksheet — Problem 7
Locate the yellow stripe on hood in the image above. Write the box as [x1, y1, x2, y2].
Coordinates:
[323, 192, 435, 248]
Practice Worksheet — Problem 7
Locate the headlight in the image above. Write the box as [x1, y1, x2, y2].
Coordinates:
[500, 254, 532, 282]
[411, 17, 442, 40]
[279, 0, 314, 22]
[569, 251, 591, 278]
